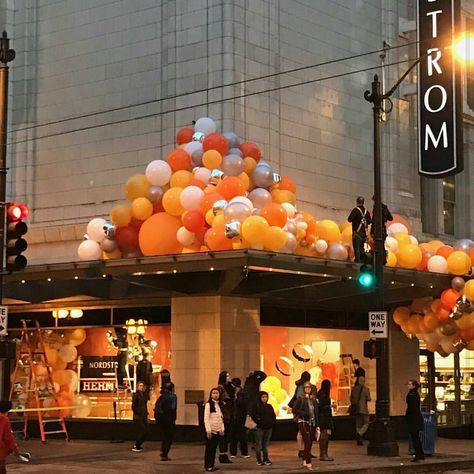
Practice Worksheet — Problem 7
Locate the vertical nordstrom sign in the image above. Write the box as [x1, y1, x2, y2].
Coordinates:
[417, 0, 463, 177]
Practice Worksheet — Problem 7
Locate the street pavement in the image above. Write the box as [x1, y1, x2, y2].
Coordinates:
[5, 437, 474, 474]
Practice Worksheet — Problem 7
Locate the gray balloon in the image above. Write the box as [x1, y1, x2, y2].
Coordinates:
[223, 131, 240, 149]
[454, 239, 474, 253]
[147, 186, 163, 203]
[228, 147, 243, 157]
[252, 163, 273, 188]
[440, 321, 458, 336]
[248, 188, 272, 208]
[191, 149, 203, 167]
[452, 276, 465, 291]
[280, 232, 297, 253]
[222, 154, 244, 176]
[100, 237, 117, 253]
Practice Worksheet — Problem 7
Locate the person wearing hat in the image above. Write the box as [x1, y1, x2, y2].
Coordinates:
[229, 377, 250, 458]
[348, 196, 371, 263]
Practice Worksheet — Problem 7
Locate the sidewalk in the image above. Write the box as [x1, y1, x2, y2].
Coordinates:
[6, 438, 474, 474]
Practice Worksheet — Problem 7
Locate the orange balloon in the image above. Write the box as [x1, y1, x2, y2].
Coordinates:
[110, 204, 132, 227]
[470, 247, 474, 266]
[392, 307, 410, 325]
[260, 203, 288, 227]
[200, 192, 224, 215]
[203, 150, 222, 169]
[205, 226, 233, 251]
[271, 189, 296, 205]
[436, 245, 454, 259]
[176, 127, 194, 145]
[167, 148, 191, 171]
[124, 174, 150, 201]
[298, 211, 317, 235]
[440, 288, 460, 310]
[424, 312, 441, 330]
[279, 176, 296, 193]
[188, 178, 206, 190]
[131, 197, 153, 221]
[243, 157, 257, 175]
[139, 212, 183, 256]
[429, 240, 445, 253]
[415, 249, 429, 271]
[170, 170, 193, 188]
[436, 307, 451, 323]
[341, 226, 352, 244]
[162, 187, 185, 216]
[315, 220, 341, 244]
[239, 172, 250, 191]
[217, 176, 246, 201]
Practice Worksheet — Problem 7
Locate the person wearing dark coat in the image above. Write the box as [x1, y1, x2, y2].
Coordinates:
[348, 196, 372, 263]
[317, 379, 334, 461]
[217, 371, 234, 464]
[243, 370, 267, 412]
[155, 382, 177, 461]
[136, 351, 153, 390]
[289, 371, 317, 459]
[132, 381, 150, 452]
[249, 391, 276, 466]
[406, 380, 424, 462]
[293, 382, 319, 470]
[229, 378, 249, 458]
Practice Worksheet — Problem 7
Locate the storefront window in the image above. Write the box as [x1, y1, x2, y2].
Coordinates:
[260, 326, 376, 419]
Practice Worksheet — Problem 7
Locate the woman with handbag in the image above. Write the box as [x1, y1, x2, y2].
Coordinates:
[292, 382, 319, 471]
[317, 379, 334, 461]
[350, 376, 371, 445]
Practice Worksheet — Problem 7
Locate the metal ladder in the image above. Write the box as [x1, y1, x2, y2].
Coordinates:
[10, 320, 69, 442]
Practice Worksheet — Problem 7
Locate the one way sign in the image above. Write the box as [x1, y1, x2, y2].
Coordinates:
[368, 311, 387, 339]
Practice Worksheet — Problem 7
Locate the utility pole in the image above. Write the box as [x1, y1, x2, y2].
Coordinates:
[0, 31, 15, 398]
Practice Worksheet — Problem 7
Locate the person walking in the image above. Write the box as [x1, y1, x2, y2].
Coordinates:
[348, 196, 371, 263]
[317, 379, 334, 461]
[406, 380, 425, 462]
[217, 371, 234, 464]
[0, 400, 20, 473]
[350, 376, 371, 445]
[204, 388, 225, 472]
[155, 382, 177, 462]
[132, 381, 150, 452]
[229, 378, 249, 458]
[289, 371, 317, 459]
[352, 359, 365, 386]
[292, 382, 319, 471]
[249, 391, 276, 466]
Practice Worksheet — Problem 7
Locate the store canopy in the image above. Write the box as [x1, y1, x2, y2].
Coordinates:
[3, 250, 452, 312]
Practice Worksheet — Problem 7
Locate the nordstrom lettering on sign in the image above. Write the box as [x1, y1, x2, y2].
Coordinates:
[417, 0, 463, 177]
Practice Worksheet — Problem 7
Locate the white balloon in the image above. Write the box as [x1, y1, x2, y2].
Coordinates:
[427, 255, 448, 273]
[177, 227, 195, 246]
[409, 235, 419, 245]
[229, 196, 254, 210]
[145, 160, 172, 186]
[86, 218, 106, 242]
[78, 240, 102, 260]
[194, 117, 217, 135]
[385, 236, 399, 253]
[281, 203, 296, 218]
[194, 167, 211, 184]
[387, 223, 408, 236]
[184, 141, 203, 156]
[315, 239, 328, 254]
[296, 221, 308, 231]
[58, 344, 77, 363]
[179, 186, 204, 210]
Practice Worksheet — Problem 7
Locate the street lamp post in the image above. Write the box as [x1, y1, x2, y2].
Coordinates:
[0, 31, 15, 398]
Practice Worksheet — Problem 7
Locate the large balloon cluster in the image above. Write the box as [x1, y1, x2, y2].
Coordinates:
[77, 116, 474, 279]
[393, 277, 474, 356]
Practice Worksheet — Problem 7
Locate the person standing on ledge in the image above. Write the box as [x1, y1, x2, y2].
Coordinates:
[348, 196, 371, 263]
[370, 195, 393, 264]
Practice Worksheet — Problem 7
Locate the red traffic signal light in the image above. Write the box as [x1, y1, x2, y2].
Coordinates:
[6, 202, 28, 272]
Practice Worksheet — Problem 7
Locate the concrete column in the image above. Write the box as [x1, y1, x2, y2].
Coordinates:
[171, 296, 260, 425]
[389, 318, 420, 415]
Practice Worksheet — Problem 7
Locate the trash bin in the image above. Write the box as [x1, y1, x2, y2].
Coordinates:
[408, 412, 437, 455]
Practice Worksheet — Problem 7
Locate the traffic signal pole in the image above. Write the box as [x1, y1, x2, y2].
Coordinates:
[0, 31, 15, 398]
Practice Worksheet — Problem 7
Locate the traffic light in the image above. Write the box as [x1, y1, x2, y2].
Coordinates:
[358, 264, 374, 288]
[6, 203, 28, 272]
[364, 339, 381, 359]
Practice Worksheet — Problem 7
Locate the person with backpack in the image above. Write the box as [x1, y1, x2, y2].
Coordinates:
[204, 387, 225, 472]
[155, 382, 177, 462]
[348, 196, 372, 263]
